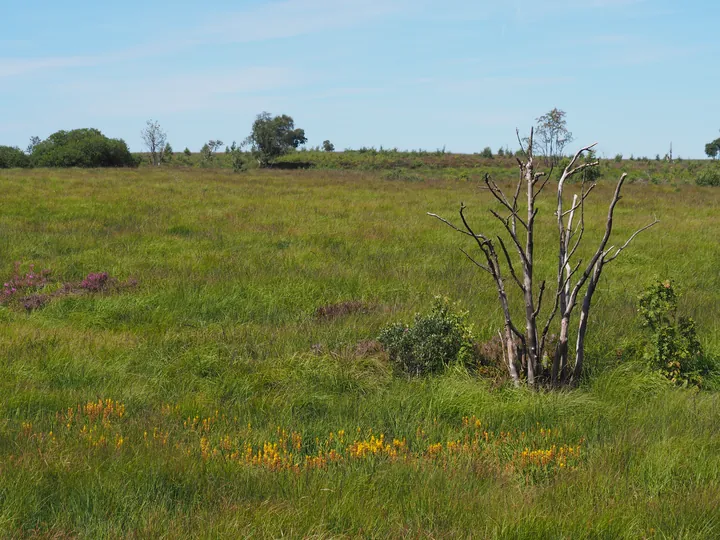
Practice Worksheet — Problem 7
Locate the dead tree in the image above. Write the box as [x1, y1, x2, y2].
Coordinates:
[428, 129, 658, 388]
[141, 120, 167, 166]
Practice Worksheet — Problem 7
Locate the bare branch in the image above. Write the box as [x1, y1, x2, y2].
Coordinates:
[489, 209, 529, 268]
[564, 143, 598, 173]
[533, 280, 546, 319]
[566, 161, 599, 179]
[486, 175, 529, 230]
[568, 173, 627, 310]
[536, 174, 553, 197]
[458, 204, 491, 248]
[515, 128, 528, 158]
[459, 248, 491, 274]
[497, 236, 525, 292]
[561, 184, 596, 217]
[605, 219, 660, 263]
[427, 212, 475, 237]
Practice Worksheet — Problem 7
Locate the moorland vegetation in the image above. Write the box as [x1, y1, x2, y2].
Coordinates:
[0, 110, 719, 536]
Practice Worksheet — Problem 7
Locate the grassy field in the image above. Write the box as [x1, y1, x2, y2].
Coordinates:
[0, 167, 719, 538]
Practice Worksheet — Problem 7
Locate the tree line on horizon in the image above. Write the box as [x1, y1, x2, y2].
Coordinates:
[2, 109, 719, 169]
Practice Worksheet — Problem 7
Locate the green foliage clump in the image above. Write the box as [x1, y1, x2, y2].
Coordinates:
[30, 128, 137, 168]
[638, 280, 715, 386]
[704, 135, 720, 159]
[228, 141, 251, 172]
[0, 146, 31, 168]
[378, 297, 475, 375]
[247, 112, 307, 167]
[480, 147, 493, 158]
[695, 167, 720, 186]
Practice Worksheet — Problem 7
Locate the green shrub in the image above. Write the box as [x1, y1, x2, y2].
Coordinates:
[0, 146, 31, 168]
[638, 280, 716, 386]
[31, 128, 137, 168]
[378, 297, 476, 375]
[695, 167, 720, 186]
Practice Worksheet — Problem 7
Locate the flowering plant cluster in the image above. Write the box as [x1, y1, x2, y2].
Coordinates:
[80, 272, 110, 292]
[15, 403, 584, 484]
[1, 262, 50, 304]
[1, 263, 137, 312]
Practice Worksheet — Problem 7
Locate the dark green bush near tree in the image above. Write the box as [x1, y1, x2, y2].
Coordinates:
[639, 280, 716, 386]
[0, 146, 31, 168]
[228, 141, 250, 172]
[30, 128, 137, 168]
[696, 167, 720, 186]
[378, 297, 476, 375]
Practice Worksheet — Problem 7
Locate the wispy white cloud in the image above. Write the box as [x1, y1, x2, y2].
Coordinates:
[435, 75, 576, 93]
[0, 42, 180, 78]
[0, 0, 404, 79]
[57, 67, 302, 115]
[197, 0, 405, 44]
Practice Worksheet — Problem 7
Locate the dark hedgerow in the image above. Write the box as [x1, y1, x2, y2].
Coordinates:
[0, 146, 31, 168]
[30, 128, 138, 168]
[378, 297, 476, 375]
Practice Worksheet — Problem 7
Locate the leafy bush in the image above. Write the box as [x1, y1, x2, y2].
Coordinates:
[247, 112, 307, 167]
[378, 297, 476, 375]
[0, 146, 31, 168]
[480, 147, 493, 158]
[31, 128, 137, 168]
[696, 167, 720, 186]
[638, 280, 716, 386]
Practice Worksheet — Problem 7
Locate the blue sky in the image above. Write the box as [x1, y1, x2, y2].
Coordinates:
[1, 0, 718, 157]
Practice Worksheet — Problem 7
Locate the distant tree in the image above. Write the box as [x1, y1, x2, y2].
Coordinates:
[183, 147, 191, 157]
[30, 128, 137, 168]
[497, 147, 505, 157]
[228, 140, 249, 172]
[26, 136, 41, 155]
[480, 147, 493, 158]
[141, 120, 167, 166]
[162, 143, 174, 163]
[247, 112, 307, 167]
[534, 108, 573, 166]
[705, 136, 720, 159]
[200, 140, 224, 164]
[0, 146, 31, 168]
[322, 140, 335, 152]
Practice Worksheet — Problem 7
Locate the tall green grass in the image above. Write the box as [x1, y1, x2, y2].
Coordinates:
[0, 167, 718, 537]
